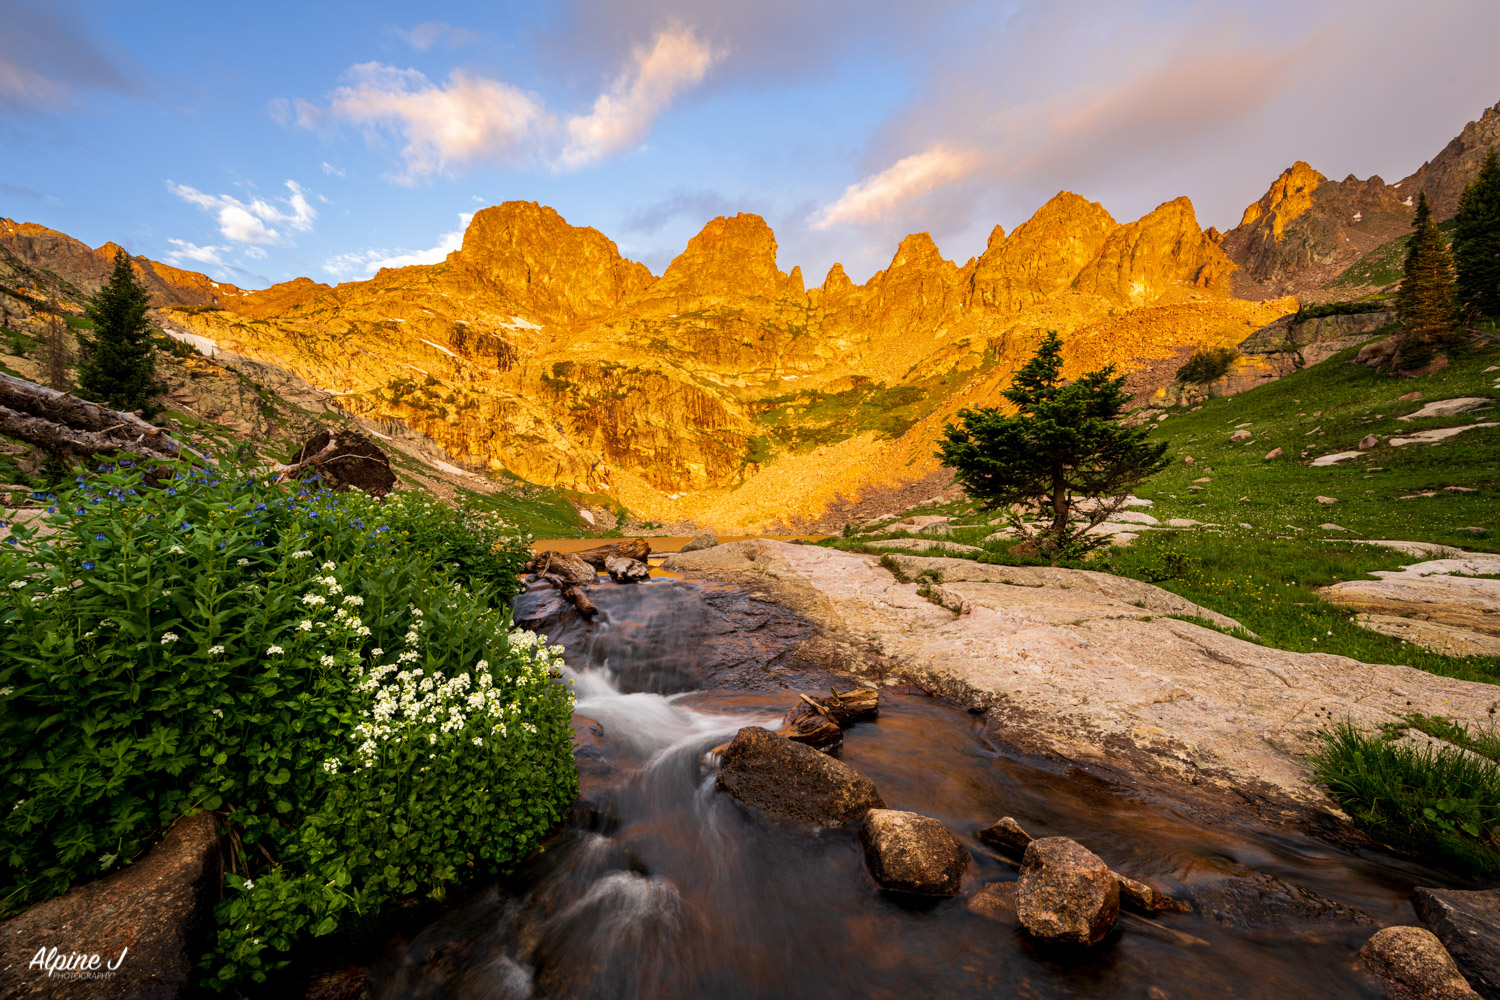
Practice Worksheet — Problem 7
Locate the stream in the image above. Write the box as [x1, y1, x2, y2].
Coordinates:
[366, 576, 1456, 999]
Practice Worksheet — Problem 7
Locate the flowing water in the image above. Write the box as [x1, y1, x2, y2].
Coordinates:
[368, 577, 1459, 1000]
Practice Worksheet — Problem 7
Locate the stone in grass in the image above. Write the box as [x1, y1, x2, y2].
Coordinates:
[1400, 391, 1422, 402]
[1320, 524, 1347, 531]
[1016, 837, 1120, 948]
[1229, 429, 1252, 442]
[1412, 886, 1500, 999]
[1183, 456, 1195, 465]
[1358, 925, 1480, 1000]
[680, 531, 719, 553]
[1359, 433, 1379, 450]
[1316, 496, 1339, 504]
[1264, 447, 1283, 459]
[859, 809, 970, 897]
[0, 811, 221, 999]
[716, 726, 884, 827]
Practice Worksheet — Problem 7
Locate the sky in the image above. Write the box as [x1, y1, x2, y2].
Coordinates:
[2, 0, 1499, 289]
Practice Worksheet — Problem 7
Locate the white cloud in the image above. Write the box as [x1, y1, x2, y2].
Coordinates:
[163, 239, 228, 268]
[321, 161, 346, 177]
[393, 22, 478, 51]
[293, 64, 547, 181]
[286, 27, 719, 180]
[811, 145, 982, 230]
[322, 212, 473, 280]
[167, 179, 318, 245]
[557, 28, 720, 169]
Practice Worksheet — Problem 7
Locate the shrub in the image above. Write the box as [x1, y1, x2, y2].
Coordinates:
[0, 459, 576, 988]
[1174, 346, 1239, 385]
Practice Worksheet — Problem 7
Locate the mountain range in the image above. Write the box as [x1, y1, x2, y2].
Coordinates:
[2, 101, 1498, 530]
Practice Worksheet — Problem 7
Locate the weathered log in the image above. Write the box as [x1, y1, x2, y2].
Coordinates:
[711, 687, 880, 756]
[526, 549, 598, 585]
[782, 687, 880, 730]
[574, 538, 651, 568]
[0, 372, 201, 462]
[559, 582, 598, 617]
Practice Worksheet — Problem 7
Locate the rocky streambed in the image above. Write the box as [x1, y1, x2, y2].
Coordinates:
[363, 548, 1500, 999]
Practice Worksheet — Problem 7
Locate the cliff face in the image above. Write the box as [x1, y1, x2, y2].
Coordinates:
[1221, 99, 1500, 298]
[1399, 101, 1500, 219]
[139, 193, 1289, 528]
[0, 218, 243, 308]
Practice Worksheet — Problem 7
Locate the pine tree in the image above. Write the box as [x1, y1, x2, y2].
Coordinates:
[1394, 192, 1459, 362]
[937, 331, 1169, 562]
[1453, 148, 1500, 318]
[76, 248, 158, 411]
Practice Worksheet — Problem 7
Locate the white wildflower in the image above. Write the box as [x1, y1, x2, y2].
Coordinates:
[236, 558, 249, 566]
[321, 561, 335, 570]
[343, 595, 364, 607]
[320, 655, 336, 667]
[267, 645, 284, 655]
[208, 645, 225, 655]
[7, 581, 24, 590]
[160, 632, 179, 645]
[243, 879, 256, 890]
[291, 550, 311, 559]
[302, 593, 326, 606]
[297, 620, 313, 632]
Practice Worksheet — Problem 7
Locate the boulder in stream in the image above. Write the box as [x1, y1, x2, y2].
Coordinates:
[859, 809, 970, 897]
[0, 811, 222, 999]
[526, 550, 598, 587]
[604, 555, 650, 584]
[1015, 837, 1120, 947]
[715, 726, 884, 827]
[1359, 925, 1481, 1000]
[977, 816, 1033, 856]
[1413, 887, 1500, 999]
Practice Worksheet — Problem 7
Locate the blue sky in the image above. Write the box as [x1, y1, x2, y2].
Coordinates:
[3, 0, 1499, 289]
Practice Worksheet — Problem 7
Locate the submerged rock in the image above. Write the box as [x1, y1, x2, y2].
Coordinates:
[859, 810, 969, 897]
[1359, 925, 1480, 1000]
[715, 726, 883, 827]
[1015, 837, 1120, 947]
[1188, 870, 1372, 932]
[1413, 886, 1500, 999]
[680, 531, 719, 553]
[0, 811, 222, 999]
[977, 816, 1034, 856]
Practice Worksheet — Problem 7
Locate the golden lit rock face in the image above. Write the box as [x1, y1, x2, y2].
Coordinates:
[14, 196, 1287, 528]
[1236, 161, 1324, 235]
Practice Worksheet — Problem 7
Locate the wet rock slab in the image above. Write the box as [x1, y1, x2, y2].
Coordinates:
[0, 811, 221, 999]
[715, 726, 884, 827]
[1015, 837, 1120, 948]
[1414, 887, 1500, 999]
[858, 809, 969, 897]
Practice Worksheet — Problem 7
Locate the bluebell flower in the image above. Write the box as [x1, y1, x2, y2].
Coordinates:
[96, 533, 106, 541]
[82, 560, 94, 570]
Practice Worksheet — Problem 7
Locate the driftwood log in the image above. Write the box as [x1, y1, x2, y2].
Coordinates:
[0, 372, 202, 462]
[712, 687, 880, 755]
[604, 554, 650, 583]
[526, 550, 601, 616]
[574, 538, 651, 568]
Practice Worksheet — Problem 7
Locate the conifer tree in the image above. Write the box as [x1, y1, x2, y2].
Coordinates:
[1453, 148, 1500, 318]
[76, 249, 158, 411]
[1394, 192, 1459, 360]
[937, 331, 1169, 561]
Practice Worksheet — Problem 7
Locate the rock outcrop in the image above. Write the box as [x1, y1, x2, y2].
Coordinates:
[715, 726, 884, 827]
[1413, 886, 1500, 998]
[0, 811, 222, 999]
[1400, 101, 1500, 219]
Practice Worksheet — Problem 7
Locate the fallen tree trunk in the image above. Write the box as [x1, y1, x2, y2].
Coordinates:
[574, 538, 651, 568]
[540, 574, 598, 617]
[711, 687, 880, 755]
[0, 372, 201, 462]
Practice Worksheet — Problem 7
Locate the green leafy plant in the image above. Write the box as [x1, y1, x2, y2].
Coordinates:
[0, 459, 576, 988]
[1175, 346, 1239, 385]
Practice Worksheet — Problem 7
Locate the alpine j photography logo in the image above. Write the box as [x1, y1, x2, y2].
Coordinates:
[27, 945, 129, 981]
